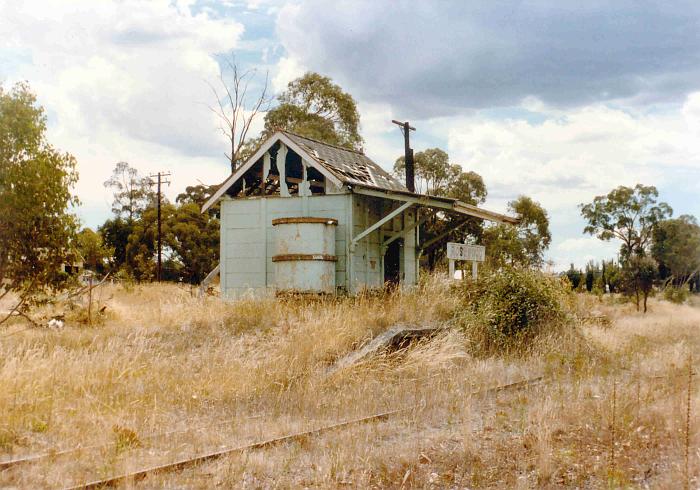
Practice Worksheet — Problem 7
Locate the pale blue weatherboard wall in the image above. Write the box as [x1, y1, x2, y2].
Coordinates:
[220, 193, 351, 298]
[219, 192, 418, 298]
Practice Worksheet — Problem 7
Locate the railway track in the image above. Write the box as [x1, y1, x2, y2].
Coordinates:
[60, 375, 546, 489]
[4, 370, 686, 488]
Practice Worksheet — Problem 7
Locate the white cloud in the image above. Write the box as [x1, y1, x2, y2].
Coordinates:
[444, 102, 700, 213]
[550, 237, 619, 270]
[0, 0, 246, 226]
[272, 55, 305, 92]
[430, 97, 700, 269]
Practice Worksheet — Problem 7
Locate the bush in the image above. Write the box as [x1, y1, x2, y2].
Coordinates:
[455, 266, 572, 353]
[663, 285, 689, 304]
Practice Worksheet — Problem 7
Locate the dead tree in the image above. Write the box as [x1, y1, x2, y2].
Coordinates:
[207, 56, 272, 172]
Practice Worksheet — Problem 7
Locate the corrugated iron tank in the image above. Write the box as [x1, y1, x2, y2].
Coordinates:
[272, 217, 338, 294]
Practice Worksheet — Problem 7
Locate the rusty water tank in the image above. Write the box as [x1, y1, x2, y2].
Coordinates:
[271, 217, 337, 294]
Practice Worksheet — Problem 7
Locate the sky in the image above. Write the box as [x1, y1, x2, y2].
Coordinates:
[2, 0, 700, 270]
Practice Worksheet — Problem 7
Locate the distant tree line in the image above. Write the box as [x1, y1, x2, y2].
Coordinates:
[82, 162, 220, 284]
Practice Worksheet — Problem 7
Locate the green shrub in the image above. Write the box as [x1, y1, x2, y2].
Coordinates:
[663, 285, 689, 304]
[455, 266, 572, 353]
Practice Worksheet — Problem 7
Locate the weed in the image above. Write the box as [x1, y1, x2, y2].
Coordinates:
[112, 425, 141, 454]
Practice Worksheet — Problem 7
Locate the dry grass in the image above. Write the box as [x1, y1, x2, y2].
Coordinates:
[0, 279, 698, 488]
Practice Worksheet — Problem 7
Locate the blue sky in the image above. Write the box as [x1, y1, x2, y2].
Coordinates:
[2, 0, 699, 270]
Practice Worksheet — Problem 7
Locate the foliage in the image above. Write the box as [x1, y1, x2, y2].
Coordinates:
[165, 202, 219, 284]
[651, 215, 700, 286]
[100, 175, 221, 283]
[621, 255, 657, 313]
[663, 285, 690, 304]
[76, 228, 112, 273]
[124, 203, 176, 281]
[103, 162, 155, 220]
[580, 184, 672, 261]
[99, 217, 134, 270]
[176, 184, 220, 217]
[585, 268, 595, 292]
[393, 148, 487, 268]
[581, 185, 672, 314]
[603, 260, 623, 293]
[483, 196, 551, 268]
[565, 264, 583, 289]
[393, 148, 487, 202]
[457, 266, 571, 352]
[582, 261, 602, 293]
[108, 193, 219, 284]
[263, 72, 362, 150]
[510, 196, 551, 266]
[0, 82, 79, 321]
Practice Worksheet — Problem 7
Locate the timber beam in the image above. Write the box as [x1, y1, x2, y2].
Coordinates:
[351, 186, 519, 224]
[418, 219, 471, 252]
[381, 213, 430, 251]
[351, 201, 413, 252]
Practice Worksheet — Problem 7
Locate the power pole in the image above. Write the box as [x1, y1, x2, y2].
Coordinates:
[148, 171, 171, 282]
[391, 119, 416, 192]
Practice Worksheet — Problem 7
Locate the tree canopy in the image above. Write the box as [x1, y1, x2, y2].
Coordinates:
[263, 72, 362, 150]
[483, 196, 551, 268]
[651, 215, 700, 286]
[393, 148, 487, 268]
[580, 184, 673, 312]
[0, 82, 79, 322]
[103, 161, 155, 221]
[580, 184, 672, 260]
[76, 228, 111, 274]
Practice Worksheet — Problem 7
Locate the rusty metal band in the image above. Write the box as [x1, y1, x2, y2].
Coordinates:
[271, 217, 338, 226]
[272, 254, 337, 262]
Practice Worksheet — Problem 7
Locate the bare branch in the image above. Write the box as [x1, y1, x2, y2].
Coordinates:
[0, 293, 27, 327]
[208, 55, 271, 172]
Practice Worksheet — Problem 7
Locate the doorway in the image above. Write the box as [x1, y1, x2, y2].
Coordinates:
[384, 238, 402, 285]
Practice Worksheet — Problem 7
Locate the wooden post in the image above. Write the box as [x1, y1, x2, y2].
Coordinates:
[448, 259, 455, 279]
[391, 120, 416, 192]
[87, 274, 92, 326]
[148, 171, 171, 282]
[472, 261, 478, 280]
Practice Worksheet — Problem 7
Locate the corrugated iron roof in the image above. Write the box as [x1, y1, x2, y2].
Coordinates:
[282, 131, 407, 192]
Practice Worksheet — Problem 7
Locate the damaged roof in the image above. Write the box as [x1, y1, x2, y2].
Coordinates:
[283, 132, 407, 192]
[200, 131, 518, 224]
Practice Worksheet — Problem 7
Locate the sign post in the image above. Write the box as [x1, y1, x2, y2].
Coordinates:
[446, 242, 485, 280]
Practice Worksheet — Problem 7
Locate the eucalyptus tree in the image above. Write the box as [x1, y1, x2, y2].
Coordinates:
[263, 72, 362, 150]
[580, 184, 672, 311]
[0, 82, 79, 324]
[580, 184, 672, 260]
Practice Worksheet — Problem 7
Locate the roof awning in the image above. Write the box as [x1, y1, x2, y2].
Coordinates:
[349, 184, 520, 225]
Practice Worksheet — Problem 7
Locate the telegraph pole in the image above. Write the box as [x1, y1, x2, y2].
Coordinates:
[148, 171, 171, 282]
[391, 119, 416, 192]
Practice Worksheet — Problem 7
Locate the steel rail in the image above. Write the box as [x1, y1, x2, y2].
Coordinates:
[64, 375, 546, 489]
[0, 415, 261, 471]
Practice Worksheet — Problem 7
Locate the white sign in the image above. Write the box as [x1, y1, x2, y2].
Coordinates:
[446, 243, 485, 262]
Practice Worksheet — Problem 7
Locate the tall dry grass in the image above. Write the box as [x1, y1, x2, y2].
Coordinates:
[0, 278, 697, 488]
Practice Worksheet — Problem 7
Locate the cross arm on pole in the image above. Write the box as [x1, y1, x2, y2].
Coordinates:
[391, 120, 416, 132]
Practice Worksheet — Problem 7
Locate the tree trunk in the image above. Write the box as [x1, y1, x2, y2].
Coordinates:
[643, 291, 648, 313]
[635, 287, 640, 312]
